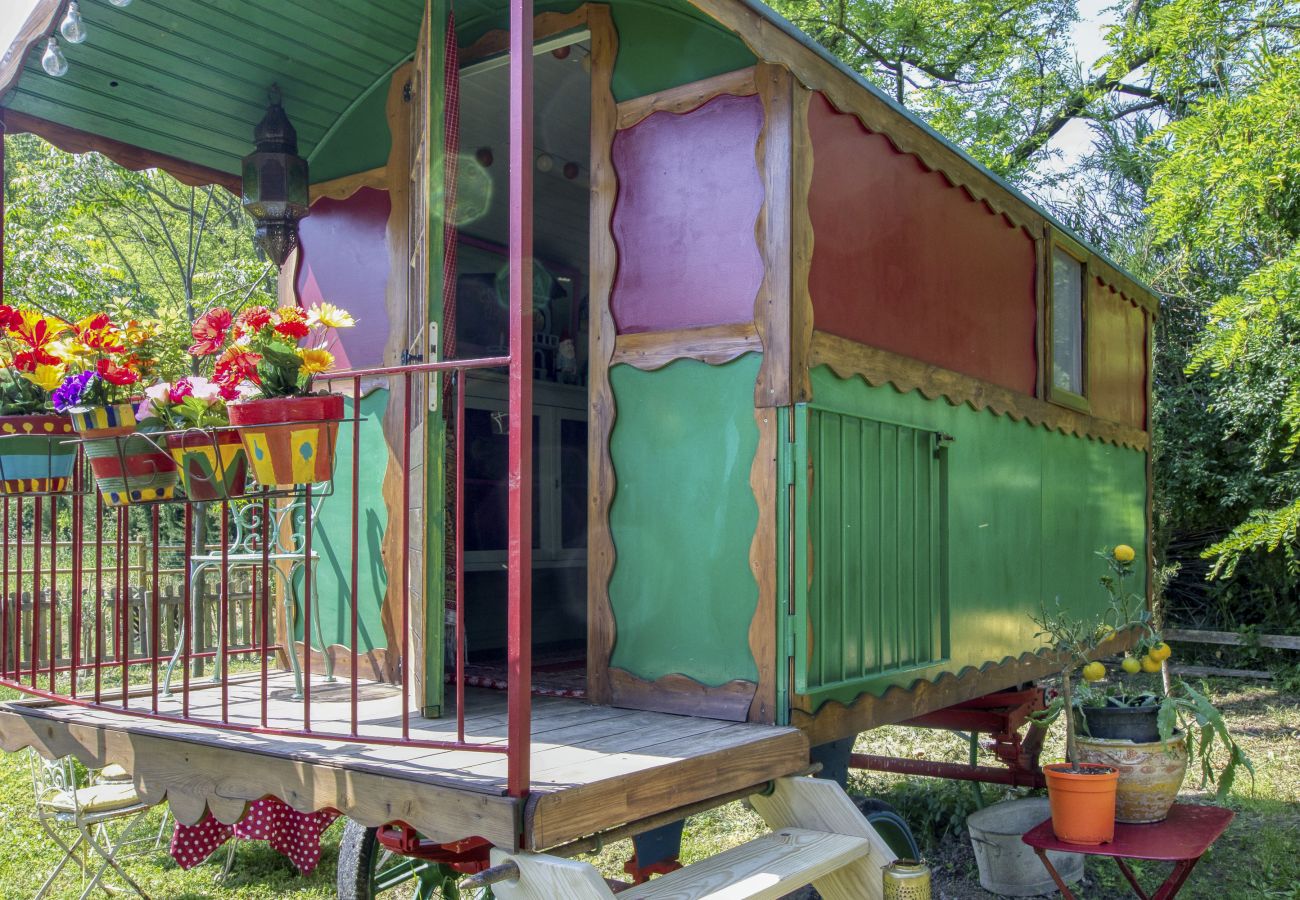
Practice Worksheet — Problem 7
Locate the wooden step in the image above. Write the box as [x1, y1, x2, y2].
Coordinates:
[619, 828, 871, 900]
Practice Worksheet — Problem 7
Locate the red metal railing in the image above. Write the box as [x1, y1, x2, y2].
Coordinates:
[0, 354, 537, 792]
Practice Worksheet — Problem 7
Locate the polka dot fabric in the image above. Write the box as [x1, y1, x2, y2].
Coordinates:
[169, 797, 339, 875]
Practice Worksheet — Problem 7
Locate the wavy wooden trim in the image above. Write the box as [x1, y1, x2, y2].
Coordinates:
[585, 4, 619, 707]
[790, 84, 815, 404]
[378, 60, 416, 686]
[747, 409, 778, 723]
[610, 323, 761, 370]
[310, 166, 388, 203]
[753, 63, 793, 408]
[3, 110, 241, 193]
[0, 0, 61, 100]
[460, 8, 593, 64]
[791, 632, 1139, 746]
[616, 67, 757, 130]
[0, 703, 521, 848]
[609, 668, 757, 722]
[679, 0, 1157, 316]
[810, 330, 1150, 451]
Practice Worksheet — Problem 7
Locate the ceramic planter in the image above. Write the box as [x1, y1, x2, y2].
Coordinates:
[227, 394, 344, 487]
[70, 403, 178, 506]
[1076, 732, 1189, 824]
[166, 429, 248, 501]
[1043, 762, 1119, 845]
[0, 414, 77, 494]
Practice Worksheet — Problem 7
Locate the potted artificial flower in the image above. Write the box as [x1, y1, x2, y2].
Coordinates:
[0, 305, 77, 493]
[1031, 573, 1129, 845]
[141, 377, 250, 501]
[53, 313, 178, 506]
[1070, 546, 1252, 824]
[190, 302, 354, 487]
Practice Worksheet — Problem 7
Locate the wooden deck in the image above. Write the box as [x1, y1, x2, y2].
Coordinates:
[0, 673, 809, 851]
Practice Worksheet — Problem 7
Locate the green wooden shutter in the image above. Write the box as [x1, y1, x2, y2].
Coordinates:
[791, 405, 950, 707]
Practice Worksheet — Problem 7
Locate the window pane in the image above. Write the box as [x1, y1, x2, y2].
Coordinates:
[1051, 249, 1083, 395]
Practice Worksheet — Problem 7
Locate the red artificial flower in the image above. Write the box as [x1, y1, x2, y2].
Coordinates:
[273, 318, 310, 340]
[12, 349, 62, 372]
[189, 307, 233, 356]
[96, 357, 140, 386]
[73, 313, 124, 353]
[217, 379, 242, 401]
[214, 345, 261, 383]
[168, 378, 194, 405]
[0, 305, 20, 330]
[238, 306, 273, 332]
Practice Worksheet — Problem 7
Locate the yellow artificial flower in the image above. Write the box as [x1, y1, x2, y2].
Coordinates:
[1113, 544, 1136, 563]
[276, 304, 306, 324]
[306, 301, 356, 329]
[296, 347, 335, 374]
[49, 337, 95, 363]
[20, 363, 65, 392]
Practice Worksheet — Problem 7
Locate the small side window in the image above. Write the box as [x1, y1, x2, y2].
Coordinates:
[1050, 248, 1085, 401]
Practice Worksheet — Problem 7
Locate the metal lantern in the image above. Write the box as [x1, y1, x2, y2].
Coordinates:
[241, 87, 309, 266]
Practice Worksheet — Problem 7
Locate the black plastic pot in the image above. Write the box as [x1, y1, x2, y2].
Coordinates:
[1076, 705, 1160, 743]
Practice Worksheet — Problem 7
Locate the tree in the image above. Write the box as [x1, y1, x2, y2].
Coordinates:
[3, 133, 276, 377]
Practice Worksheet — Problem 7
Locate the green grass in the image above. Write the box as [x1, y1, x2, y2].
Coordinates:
[0, 680, 1296, 898]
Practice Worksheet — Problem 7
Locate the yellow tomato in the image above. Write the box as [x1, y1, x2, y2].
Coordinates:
[1121, 656, 1142, 674]
[1141, 655, 1162, 673]
[1113, 544, 1136, 563]
[1082, 661, 1106, 682]
[1149, 642, 1171, 662]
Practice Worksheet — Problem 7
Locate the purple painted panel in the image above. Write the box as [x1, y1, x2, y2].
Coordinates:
[297, 187, 392, 370]
[611, 93, 765, 334]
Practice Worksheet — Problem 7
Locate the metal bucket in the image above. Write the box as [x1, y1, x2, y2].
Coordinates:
[967, 798, 1083, 896]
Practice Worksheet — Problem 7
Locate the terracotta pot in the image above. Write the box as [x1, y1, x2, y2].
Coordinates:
[70, 403, 178, 507]
[227, 394, 344, 487]
[1043, 762, 1119, 845]
[0, 413, 77, 494]
[166, 429, 248, 501]
[1076, 732, 1188, 824]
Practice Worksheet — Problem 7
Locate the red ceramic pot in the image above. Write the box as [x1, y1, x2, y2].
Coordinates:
[227, 394, 344, 487]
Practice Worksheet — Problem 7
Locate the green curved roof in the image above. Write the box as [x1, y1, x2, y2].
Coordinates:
[0, 0, 422, 178]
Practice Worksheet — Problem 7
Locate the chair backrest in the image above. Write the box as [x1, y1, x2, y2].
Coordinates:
[211, 483, 331, 558]
[30, 751, 81, 814]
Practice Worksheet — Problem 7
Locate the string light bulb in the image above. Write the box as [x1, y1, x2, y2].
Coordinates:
[59, 2, 87, 45]
[41, 37, 68, 77]
[106, 0, 133, 6]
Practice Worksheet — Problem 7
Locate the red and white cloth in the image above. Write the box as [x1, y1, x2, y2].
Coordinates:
[169, 797, 339, 875]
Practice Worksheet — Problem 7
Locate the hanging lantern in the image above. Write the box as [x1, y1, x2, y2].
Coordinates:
[241, 86, 310, 267]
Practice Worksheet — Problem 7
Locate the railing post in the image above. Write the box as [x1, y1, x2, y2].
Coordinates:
[506, 0, 535, 799]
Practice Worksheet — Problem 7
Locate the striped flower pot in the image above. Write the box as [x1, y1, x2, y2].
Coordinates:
[0, 414, 77, 494]
[70, 403, 179, 507]
[227, 394, 343, 488]
[166, 430, 248, 501]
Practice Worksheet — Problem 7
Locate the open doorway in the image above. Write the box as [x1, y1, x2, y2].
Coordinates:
[450, 37, 592, 697]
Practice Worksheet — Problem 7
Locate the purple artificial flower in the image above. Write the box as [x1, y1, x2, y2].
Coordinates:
[52, 371, 96, 412]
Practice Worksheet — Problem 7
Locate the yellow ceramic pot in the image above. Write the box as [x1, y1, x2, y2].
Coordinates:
[1075, 732, 1188, 824]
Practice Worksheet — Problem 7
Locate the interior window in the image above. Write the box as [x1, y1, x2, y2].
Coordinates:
[1051, 248, 1084, 397]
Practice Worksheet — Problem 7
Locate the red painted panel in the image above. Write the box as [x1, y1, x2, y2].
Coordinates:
[1088, 280, 1146, 429]
[611, 93, 765, 334]
[297, 187, 392, 370]
[807, 93, 1038, 395]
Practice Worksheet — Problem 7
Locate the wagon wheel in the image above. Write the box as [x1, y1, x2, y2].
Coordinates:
[336, 819, 494, 899]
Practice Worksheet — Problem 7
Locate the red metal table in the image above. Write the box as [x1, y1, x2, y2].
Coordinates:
[1022, 804, 1234, 900]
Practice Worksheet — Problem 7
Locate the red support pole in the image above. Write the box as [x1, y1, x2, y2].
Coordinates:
[455, 371, 466, 743]
[2, 497, 9, 679]
[220, 501, 229, 723]
[182, 502, 192, 718]
[32, 496, 42, 687]
[260, 492, 270, 727]
[400, 375, 412, 741]
[118, 507, 128, 707]
[93, 492, 103, 702]
[506, 0, 535, 800]
[149, 505, 160, 712]
[350, 374, 361, 736]
[302, 485, 313, 731]
[15, 498, 23, 679]
[70, 467, 82, 697]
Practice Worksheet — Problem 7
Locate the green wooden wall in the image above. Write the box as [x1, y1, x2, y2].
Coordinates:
[788, 367, 1148, 713]
[302, 390, 391, 652]
[607, 356, 761, 686]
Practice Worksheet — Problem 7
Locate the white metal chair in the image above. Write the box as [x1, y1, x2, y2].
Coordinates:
[162, 484, 333, 700]
[29, 752, 167, 900]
